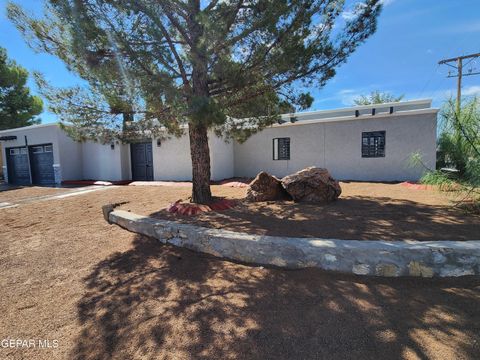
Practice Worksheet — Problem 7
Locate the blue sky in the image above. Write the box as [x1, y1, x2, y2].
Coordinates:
[0, 0, 479, 123]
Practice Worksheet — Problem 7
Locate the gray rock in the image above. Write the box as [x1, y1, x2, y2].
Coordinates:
[352, 264, 370, 275]
[440, 266, 475, 277]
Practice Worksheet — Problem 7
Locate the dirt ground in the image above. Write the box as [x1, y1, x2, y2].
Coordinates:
[0, 184, 479, 359]
[0, 185, 71, 202]
[117, 182, 480, 241]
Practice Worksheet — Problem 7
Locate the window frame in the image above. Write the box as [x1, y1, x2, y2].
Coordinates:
[31, 146, 44, 154]
[361, 131, 386, 158]
[273, 137, 291, 161]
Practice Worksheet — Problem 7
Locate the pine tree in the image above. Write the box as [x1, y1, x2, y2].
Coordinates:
[8, 0, 382, 203]
[0, 47, 43, 130]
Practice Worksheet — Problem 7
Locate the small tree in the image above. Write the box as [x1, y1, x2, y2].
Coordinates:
[0, 47, 43, 130]
[9, 0, 382, 203]
[353, 90, 404, 105]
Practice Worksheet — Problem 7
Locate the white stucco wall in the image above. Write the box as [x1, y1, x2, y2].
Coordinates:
[119, 143, 131, 180]
[152, 135, 190, 181]
[152, 131, 234, 181]
[0, 100, 437, 184]
[209, 133, 235, 180]
[0, 124, 62, 167]
[57, 129, 83, 180]
[0, 124, 65, 183]
[82, 141, 125, 181]
[234, 110, 437, 181]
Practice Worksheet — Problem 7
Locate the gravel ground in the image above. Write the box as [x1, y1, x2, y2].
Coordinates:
[0, 184, 479, 360]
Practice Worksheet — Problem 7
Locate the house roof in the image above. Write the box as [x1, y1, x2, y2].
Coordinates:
[282, 98, 433, 121]
[0, 99, 438, 135]
[0, 122, 60, 134]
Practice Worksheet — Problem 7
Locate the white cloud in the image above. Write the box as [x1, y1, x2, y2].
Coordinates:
[341, 2, 367, 21]
[380, 0, 395, 6]
[314, 88, 370, 107]
[341, 10, 357, 21]
[463, 85, 480, 96]
[338, 89, 361, 105]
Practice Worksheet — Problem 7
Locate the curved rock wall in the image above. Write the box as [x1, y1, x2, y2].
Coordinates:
[108, 209, 480, 277]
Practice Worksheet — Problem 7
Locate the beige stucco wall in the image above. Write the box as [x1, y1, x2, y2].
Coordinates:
[82, 141, 126, 181]
[0, 124, 84, 183]
[234, 111, 437, 181]
[152, 131, 234, 181]
[0, 104, 437, 184]
[57, 129, 83, 180]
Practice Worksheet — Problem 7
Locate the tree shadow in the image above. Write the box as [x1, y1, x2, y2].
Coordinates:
[72, 234, 480, 359]
[0, 184, 22, 192]
[148, 196, 480, 241]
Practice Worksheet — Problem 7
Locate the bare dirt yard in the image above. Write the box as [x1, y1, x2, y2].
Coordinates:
[0, 183, 479, 360]
[0, 185, 72, 203]
[120, 182, 480, 241]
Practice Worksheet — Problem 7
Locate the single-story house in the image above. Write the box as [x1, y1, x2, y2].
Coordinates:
[0, 99, 437, 186]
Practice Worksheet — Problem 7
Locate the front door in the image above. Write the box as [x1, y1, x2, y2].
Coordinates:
[130, 142, 154, 181]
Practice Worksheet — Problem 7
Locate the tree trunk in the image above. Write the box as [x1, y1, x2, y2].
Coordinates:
[187, 2, 213, 204]
[189, 122, 213, 204]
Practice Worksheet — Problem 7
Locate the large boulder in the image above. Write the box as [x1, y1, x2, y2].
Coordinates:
[281, 167, 341, 203]
[246, 171, 290, 202]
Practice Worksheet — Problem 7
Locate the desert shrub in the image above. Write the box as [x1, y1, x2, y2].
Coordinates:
[417, 98, 480, 211]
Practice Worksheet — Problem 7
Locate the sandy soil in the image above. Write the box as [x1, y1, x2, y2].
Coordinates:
[118, 182, 480, 241]
[0, 184, 479, 359]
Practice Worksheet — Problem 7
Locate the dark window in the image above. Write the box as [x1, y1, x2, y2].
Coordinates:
[273, 137, 290, 160]
[362, 131, 385, 158]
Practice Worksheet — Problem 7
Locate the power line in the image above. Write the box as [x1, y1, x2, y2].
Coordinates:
[418, 64, 440, 98]
[438, 52, 480, 112]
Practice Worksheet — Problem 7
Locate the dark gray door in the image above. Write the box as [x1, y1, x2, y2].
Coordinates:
[6, 147, 30, 185]
[29, 144, 54, 185]
[131, 142, 154, 181]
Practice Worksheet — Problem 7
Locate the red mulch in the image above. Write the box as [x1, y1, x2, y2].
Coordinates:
[400, 181, 432, 190]
[167, 198, 238, 215]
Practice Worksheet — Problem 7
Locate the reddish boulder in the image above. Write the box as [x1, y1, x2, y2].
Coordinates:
[246, 171, 290, 202]
[281, 167, 341, 203]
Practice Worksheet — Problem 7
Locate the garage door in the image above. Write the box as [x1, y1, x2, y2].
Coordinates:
[29, 144, 54, 185]
[6, 147, 30, 185]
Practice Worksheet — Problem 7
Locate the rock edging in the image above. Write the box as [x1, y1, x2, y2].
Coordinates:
[107, 209, 480, 277]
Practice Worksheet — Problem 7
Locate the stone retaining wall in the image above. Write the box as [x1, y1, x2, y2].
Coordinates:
[108, 209, 480, 277]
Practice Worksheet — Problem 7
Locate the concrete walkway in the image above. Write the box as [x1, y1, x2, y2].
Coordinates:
[0, 185, 115, 209]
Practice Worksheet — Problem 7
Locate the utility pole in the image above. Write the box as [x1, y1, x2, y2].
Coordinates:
[438, 52, 480, 113]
